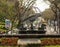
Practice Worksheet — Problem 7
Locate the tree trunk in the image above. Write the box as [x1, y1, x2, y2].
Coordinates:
[17, 20, 24, 30]
[59, 19, 60, 34]
[58, 13, 60, 34]
[17, 20, 21, 29]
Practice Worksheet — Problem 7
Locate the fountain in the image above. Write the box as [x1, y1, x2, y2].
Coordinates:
[19, 13, 46, 34]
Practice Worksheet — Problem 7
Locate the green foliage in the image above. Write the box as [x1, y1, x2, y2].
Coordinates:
[0, 0, 36, 29]
[0, 22, 6, 32]
[0, 22, 5, 25]
[0, 0, 17, 29]
[0, 0, 16, 22]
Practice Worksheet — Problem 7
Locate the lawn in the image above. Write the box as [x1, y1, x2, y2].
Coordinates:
[0, 45, 60, 47]
[42, 45, 60, 47]
[0, 46, 18, 47]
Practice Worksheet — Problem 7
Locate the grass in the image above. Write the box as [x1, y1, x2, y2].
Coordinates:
[42, 45, 60, 47]
[0, 46, 18, 47]
[0, 45, 60, 47]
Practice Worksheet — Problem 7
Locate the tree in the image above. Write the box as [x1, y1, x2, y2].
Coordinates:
[0, 0, 15, 22]
[43, 0, 60, 33]
[0, 0, 17, 30]
[14, 0, 36, 29]
[43, 0, 60, 4]
[42, 8, 54, 20]
[0, 0, 36, 30]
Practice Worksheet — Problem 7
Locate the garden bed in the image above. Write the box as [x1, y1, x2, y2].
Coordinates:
[0, 37, 18, 46]
[40, 38, 60, 45]
[39, 38, 60, 47]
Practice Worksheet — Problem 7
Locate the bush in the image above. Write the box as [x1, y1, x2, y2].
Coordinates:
[0, 22, 5, 25]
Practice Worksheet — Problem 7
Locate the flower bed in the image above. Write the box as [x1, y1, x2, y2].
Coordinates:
[0, 37, 18, 45]
[41, 38, 60, 45]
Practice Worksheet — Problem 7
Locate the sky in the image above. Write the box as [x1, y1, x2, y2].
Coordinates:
[35, 0, 50, 12]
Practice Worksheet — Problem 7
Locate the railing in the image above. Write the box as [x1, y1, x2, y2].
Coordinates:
[0, 34, 60, 38]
